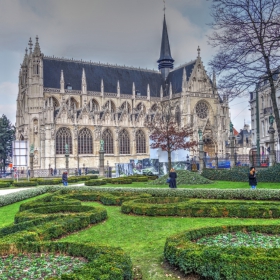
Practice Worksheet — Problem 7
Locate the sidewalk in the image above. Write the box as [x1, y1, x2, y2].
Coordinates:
[0, 188, 32, 196]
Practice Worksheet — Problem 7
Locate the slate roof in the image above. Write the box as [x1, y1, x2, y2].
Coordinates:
[43, 58, 165, 97]
[165, 61, 196, 93]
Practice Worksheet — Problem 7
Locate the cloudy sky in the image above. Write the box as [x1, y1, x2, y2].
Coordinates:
[0, 0, 250, 130]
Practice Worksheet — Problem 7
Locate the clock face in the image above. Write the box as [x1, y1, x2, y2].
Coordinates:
[195, 101, 208, 119]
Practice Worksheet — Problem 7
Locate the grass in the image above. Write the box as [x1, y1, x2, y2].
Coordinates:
[61, 202, 280, 280]
[0, 181, 280, 279]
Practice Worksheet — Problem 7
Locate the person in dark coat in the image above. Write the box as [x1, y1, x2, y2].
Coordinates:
[169, 168, 177, 188]
[62, 172, 68, 186]
[248, 166, 257, 189]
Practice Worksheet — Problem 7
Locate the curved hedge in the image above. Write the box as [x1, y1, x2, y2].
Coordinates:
[121, 197, 280, 218]
[0, 191, 133, 279]
[164, 225, 280, 280]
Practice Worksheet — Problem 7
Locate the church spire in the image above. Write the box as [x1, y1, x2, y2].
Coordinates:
[33, 35, 41, 56]
[157, 14, 174, 80]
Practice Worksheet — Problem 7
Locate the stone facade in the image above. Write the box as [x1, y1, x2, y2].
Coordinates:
[15, 18, 231, 170]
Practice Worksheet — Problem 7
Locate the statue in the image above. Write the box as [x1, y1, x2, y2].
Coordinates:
[198, 129, 203, 141]
[269, 114, 275, 126]
[100, 139, 104, 151]
[30, 144, 34, 154]
[230, 121, 234, 133]
[65, 143, 69, 155]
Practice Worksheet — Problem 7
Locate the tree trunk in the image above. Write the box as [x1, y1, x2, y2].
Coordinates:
[168, 150, 172, 172]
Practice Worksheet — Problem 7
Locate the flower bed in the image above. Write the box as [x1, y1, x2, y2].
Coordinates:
[164, 225, 280, 279]
[121, 197, 280, 218]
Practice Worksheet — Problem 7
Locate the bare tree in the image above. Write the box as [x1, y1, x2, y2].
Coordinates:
[208, 0, 280, 138]
[146, 100, 196, 171]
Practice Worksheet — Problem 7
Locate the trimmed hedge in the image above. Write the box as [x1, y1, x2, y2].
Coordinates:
[164, 225, 280, 279]
[85, 179, 107, 186]
[202, 164, 280, 182]
[121, 197, 280, 218]
[0, 182, 11, 188]
[0, 189, 134, 279]
[127, 176, 149, 182]
[37, 179, 62, 185]
[13, 181, 38, 187]
[109, 178, 133, 184]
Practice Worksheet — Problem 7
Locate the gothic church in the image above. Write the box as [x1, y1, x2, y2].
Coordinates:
[15, 15, 231, 170]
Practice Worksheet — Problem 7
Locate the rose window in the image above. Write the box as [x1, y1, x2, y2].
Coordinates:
[195, 101, 208, 119]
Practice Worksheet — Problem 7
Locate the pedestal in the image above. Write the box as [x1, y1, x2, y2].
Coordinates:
[199, 140, 204, 171]
[268, 126, 275, 166]
[65, 155, 69, 172]
[30, 154, 34, 178]
[99, 150, 105, 177]
[230, 135, 235, 168]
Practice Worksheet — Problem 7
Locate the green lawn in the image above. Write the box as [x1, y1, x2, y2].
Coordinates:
[0, 183, 280, 279]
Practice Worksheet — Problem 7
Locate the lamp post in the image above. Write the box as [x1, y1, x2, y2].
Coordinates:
[29, 144, 34, 178]
[198, 129, 204, 171]
[65, 143, 69, 173]
[268, 114, 276, 166]
[99, 139, 105, 177]
[229, 121, 236, 168]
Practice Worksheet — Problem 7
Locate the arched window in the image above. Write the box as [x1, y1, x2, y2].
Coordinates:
[104, 100, 116, 113]
[151, 104, 157, 112]
[119, 129, 130, 154]
[19, 134, 24, 140]
[88, 99, 99, 112]
[78, 128, 93, 154]
[136, 130, 146, 154]
[120, 101, 131, 113]
[136, 102, 146, 113]
[56, 127, 72, 154]
[66, 97, 78, 110]
[102, 129, 114, 154]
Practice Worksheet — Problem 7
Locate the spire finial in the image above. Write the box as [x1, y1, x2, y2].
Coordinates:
[28, 37, 33, 54]
[163, 0, 166, 13]
[197, 46, 201, 58]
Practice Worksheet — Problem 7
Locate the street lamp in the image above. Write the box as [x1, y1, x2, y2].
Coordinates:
[65, 143, 69, 172]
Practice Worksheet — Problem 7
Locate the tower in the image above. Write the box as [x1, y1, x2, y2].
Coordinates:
[157, 15, 174, 80]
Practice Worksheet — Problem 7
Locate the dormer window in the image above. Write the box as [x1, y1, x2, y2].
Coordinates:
[66, 83, 72, 90]
[136, 90, 141, 96]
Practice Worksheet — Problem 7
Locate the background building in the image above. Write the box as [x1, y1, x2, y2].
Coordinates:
[249, 70, 280, 161]
[15, 16, 231, 170]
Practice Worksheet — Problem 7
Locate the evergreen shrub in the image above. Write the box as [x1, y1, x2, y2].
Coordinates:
[202, 164, 280, 182]
[37, 179, 62, 185]
[148, 170, 213, 185]
[164, 225, 280, 280]
[85, 179, 107, 186]
[0, 182, 11, 188]
[121, 197, 280, 218]
[13, 181, 38, 187]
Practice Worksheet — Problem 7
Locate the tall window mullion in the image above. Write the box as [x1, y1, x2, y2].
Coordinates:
[102, 129, 113, 154]
[78, 128, 93, 154]
[119, 129, 130, 154]
[136, 130, 146, 153]
[56, 127, 72, 154]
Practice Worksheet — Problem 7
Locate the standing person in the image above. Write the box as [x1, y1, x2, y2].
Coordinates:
[62, 171, 68, 186]
[169, 168, 177, 189]
[249, 166, 257, 189]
